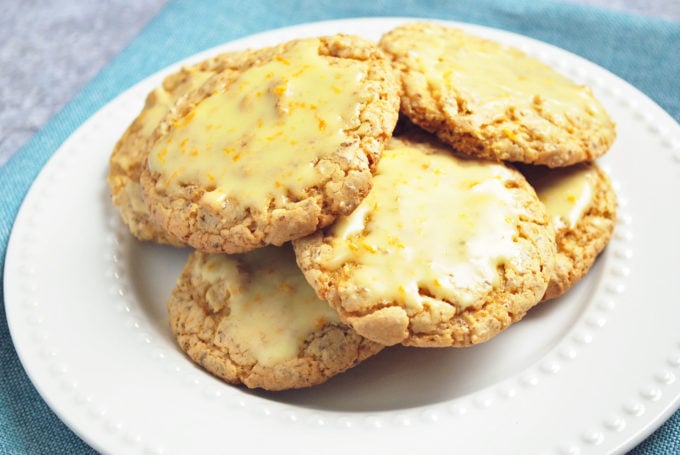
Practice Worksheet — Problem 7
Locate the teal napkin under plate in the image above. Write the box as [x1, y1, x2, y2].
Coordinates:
[1, 0, 678, 453]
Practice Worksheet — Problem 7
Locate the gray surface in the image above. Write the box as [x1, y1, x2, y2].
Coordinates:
[0, 0, 167, 166]
[0, 0, 678, 166]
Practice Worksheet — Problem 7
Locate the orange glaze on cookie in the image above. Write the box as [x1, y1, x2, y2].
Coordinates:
[147, 39, 367, 210]
[196, 247, 341, 367]
[323, 137, 525, 310]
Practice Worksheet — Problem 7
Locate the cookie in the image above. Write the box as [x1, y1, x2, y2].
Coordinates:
[293, 132, 556, 347]
[379, 22, 616, 167]
[140, 35, 400, 254]
[107, 52, 247, 245]
[519, 162, 617, 301]
[167, 245, 383, 391]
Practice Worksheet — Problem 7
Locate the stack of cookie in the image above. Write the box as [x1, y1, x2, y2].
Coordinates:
[108, 22, 617, 391]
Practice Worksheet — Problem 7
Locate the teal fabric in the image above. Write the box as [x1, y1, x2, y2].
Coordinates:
[1, 0, 678, 453]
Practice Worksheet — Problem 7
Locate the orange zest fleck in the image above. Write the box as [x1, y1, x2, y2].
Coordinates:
[266, 131, 284, 141]
[164, 170, 179, 188]
[361, 242, 377, 253]
[387, 235, 405, 249]
[502, 128, 518, 142]
[157, 147, 168, 164]
[274, 55, 290, 65]
[181, 111, 196, 127]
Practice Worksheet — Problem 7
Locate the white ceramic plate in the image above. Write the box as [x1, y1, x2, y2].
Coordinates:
[5, 17, 680, 455]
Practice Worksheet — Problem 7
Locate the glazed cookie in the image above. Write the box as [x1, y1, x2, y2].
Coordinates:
[379, 22, 616, 167]
[167, 245, 383, 391]
[141, 35, 400, 254]
[108, 51, 248, 245]
[293, 132, 556, 347]
[519, 162, 617, 301]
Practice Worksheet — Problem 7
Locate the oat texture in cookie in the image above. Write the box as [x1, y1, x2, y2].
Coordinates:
[167, 244, 383, 391]
[141, 35, 400, 254]
[379, 22, 616, 167]
[108, 52, 247, 245]
[519, 162, 617, 301]
[293, 131, 556, 347]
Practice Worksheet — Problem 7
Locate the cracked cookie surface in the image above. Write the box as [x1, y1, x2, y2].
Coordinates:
[107, 51, 252, 245]
[141, 35, 400, 253]
[519, 162, 617, 301]
[293, 131, 556, 347]
[379, 22, 615, 167]
[167, 245, 383, 391]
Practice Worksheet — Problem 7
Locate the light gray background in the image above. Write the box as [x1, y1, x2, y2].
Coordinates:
[1, 0, 678, 166]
